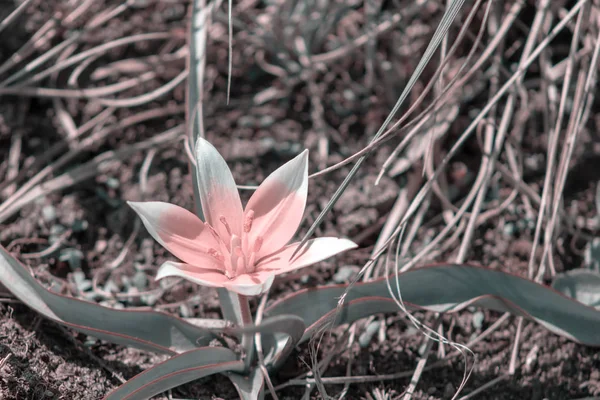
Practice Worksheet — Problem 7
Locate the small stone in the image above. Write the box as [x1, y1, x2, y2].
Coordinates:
[132, 271, 148, 290]
[472, 311, 485, 330]
[258, 115, 275, 128]
[103, 279, 119, 294]
[126, 287, 141, 306]
[59, 248, 84, 270]
[343, 89, 355, 101]
[141, 293, 160, 306]
[72, 219, 88, 232]
[106, 177, 120, 189]
[179, 304, 192, 318]
[405, 326, 419, 336]
[502, 223, 516, 238]
[238, 116, 255, 127]
[358, 320, 381, 348]
[95, 240, 107, 253]
[332, 266, 360, 283]
[72, 270, 91, 292]
[121, 276, 131, 289]
[49, 224, 66, 239]
[42, 205, 57, 222]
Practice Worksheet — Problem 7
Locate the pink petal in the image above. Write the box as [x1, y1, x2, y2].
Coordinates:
[195, 138, 243, 240]
[256, 237, 357, 275]
[128, 201, 223, 271]
[156, 261, 230, 288]
[244, 150, 308, 257]
[156, 261, 274, 296]
[224, 270, 275, 296]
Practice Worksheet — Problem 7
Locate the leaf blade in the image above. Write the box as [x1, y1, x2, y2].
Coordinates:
[0, 245, 215, 354]
[103, 347, 244, 400]
[266, 264, 600, 346]
[227, 368, 265, 400]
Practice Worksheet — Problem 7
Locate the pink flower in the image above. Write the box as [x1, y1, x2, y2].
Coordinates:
[128, 138, 357, 296]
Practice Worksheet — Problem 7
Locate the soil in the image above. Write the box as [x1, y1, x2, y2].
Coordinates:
[1, 1, 599, 399]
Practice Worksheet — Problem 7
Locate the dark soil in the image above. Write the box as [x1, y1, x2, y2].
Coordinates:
[1, 0, 599, 399]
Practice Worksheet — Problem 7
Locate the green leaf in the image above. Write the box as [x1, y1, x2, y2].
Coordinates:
[0, 245, 215, 354]
[223, 315, 305, 347]
[266, 264, 600, 346]
[103, 347, 244, 400]
[221, 315, 305, 369]
[552, 269, 600, 309]
[227, 368, 265, 400]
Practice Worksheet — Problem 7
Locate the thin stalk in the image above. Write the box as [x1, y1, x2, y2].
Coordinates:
[292, 0, 468, 259]
[527, 0, 576, 281]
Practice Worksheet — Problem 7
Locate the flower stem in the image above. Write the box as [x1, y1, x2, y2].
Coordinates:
[217, 288, 255, 371]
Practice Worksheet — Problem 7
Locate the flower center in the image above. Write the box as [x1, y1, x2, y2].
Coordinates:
[206, 211, 263, 279]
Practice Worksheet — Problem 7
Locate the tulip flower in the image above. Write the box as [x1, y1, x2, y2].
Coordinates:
[128, 138, 357, 296]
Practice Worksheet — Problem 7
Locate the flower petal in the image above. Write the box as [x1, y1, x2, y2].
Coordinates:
[195, 137, 243, 239]
[244, 150, 308, 257]
[224, 270, 275, 296]
[256, 237, 357, 275]
[156, 261, 274, 296]
[128, 201, 223, 270]
[156, 261, 230, 288]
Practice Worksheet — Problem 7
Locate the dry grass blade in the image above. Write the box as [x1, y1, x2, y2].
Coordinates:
[2, 0, 599, 398]
[11, 32, 173, 87]
[538, 9, 600, 282]
[0, 0, 34, 35]
[293, 0, 467, 259]
[0, 125, 183, 223]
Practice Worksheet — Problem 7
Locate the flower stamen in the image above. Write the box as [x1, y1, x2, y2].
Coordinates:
[219, 215, 232, 236]
[243, 210, 255, 233]
[235, 246, 247, 275]
[245, 235, 264, 274]
[229, 235, 242, 276]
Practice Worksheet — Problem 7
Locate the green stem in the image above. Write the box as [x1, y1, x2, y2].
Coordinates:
[218, 289, 255, 371]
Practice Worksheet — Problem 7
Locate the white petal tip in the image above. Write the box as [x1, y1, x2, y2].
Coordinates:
[227, 274, 275, 296]
[341, 238, 359, 250]
[195, 136, 217, 154]
[127, 201, 146, 214]
[155, 262, 177, 281]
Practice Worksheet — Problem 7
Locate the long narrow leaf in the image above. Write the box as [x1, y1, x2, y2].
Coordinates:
[265, 264, 600, 346]
[227, 368, 265, 400]
[103, 347, 244, 400]
[221, 315, 305, 369]
[0, 246, 215, 354]
[222, 315, 305, 346]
